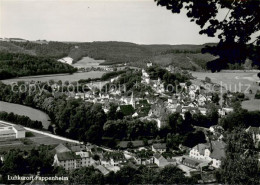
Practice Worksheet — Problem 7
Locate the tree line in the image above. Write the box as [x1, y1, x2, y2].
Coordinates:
[0, 52, 77, 80]
[0, 111, 43, 129]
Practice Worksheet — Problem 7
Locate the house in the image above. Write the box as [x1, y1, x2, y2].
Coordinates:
[199, 107, 207, 115]
[54, 143, 71, 154]
[53, 149, 94, 170]
[147, 62, 153, 68]
[182, 156, 202, 169]
[75, 93, 85, 99]
[246, 126, 260, 145]
[101, 152, 126, 167]
[120, 92, 135, 108]
[153, 153, 168, 167]
[152, 143, 167, 153]
[209, 125, 224, 134]
[189, 141, 226, 168]
[94, 165, 110, 175]
[153, 153, 176, 167]
[53, 152, 81, 170]
[118, 140, 143, 149]
[166, 65, 175, 73]
[189, 90, 196, 100]
[220, 107, 234, 116]
[134, 154, 153, 165]
[198, 95, 207, 106]
[141, 69, 150, 84]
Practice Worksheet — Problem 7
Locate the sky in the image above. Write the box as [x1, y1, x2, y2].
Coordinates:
[0, 0, 220, 45]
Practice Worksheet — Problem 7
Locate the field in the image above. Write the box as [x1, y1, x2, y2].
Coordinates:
[192, 71, 259, 94]
[0, 131, 67, 152]
[72, 56, 105, 68]
[0, 101, 51, 129]
[1, 71, 106, 84]
[192, 70, 260, 111]
[242, 100, 260, 111]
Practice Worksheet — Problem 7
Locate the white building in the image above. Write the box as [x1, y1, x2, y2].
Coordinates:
[189, 141, 226, 168]
[53, 151, 94, 170]
[147, 62, 153, 68]
[152, 143, 167, 153]
[0, 124, 25, 140]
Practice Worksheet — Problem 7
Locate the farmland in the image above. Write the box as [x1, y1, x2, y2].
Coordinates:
[1, 71, 106, 84]
[72, 56, 105, 68]
[192, 70, 260, 111]
[192, 71, 260, 94]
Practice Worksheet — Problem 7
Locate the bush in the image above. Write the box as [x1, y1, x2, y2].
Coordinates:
[205, 76, 212, 83]
[255, 90, 260, 99]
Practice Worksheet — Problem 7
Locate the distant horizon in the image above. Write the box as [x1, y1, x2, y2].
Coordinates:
[1, 37, 217, 46]
[1, 0, 221, 45]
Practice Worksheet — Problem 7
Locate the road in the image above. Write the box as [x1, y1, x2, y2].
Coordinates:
[0, 120, 82, 144]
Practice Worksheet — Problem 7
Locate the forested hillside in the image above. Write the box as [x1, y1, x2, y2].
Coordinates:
[0, 52, 77, 80]
[1, 40, 251, 71]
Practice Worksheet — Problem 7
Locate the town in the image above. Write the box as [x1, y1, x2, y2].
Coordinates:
[1, 60, 259, 184]
[1, 0, 260, 184]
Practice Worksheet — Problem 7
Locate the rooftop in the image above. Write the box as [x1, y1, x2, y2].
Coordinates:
[57, 151, 81, 161]
[12, 125, 25, 131]
[54, 143, 71, 154]
[152, 143, 167, 150]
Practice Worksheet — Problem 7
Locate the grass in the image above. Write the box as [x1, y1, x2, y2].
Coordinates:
[27, 132, 67, 145]
[1, 71, 106, 84]
[0, 131, 66, 153]
[192, 71, 259, 94]
[242, 99, 260, 111]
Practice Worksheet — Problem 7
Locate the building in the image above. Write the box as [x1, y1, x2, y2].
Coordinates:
[53, 150, 94, 170]
[101, 152, 126, 167]
[53, 143, 71, 154]
[246, 126, 260, 145]
[181, 156, 202, 169]
[147, 62, 153, 68]
[53, 152, 81, 170]
[53, 143, 95, 170]
[189, 141, 226, 168]
[153, 153, 176, 167]
[0, 123, 25, 140]
[94, 165, 110, 175]
[152, 143, 167, 153]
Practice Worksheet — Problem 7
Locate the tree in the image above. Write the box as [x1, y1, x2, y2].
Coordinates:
[205, 77, 212, 83]
[219, 129, 260, 184]
[212, 93, 220, 104]
[155, 0, 260, 71]
[68, 167, 104, 184]
[127, 141, 134, 149]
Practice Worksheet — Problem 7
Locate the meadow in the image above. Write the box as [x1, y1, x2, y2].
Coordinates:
[72, 56, 105, 68]
[1, 71, 106, 84]
[192, 70, 260, 111]
[192, 71, 259, 94]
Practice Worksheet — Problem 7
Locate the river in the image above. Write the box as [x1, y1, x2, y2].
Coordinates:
[0, 101, 51, 129]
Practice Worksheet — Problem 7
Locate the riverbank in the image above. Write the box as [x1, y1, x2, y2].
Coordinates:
[0, 101, 51, 129]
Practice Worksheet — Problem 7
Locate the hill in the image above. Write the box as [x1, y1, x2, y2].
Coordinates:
[0, 52, 77, 80]
[0, 40, 218, 70]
